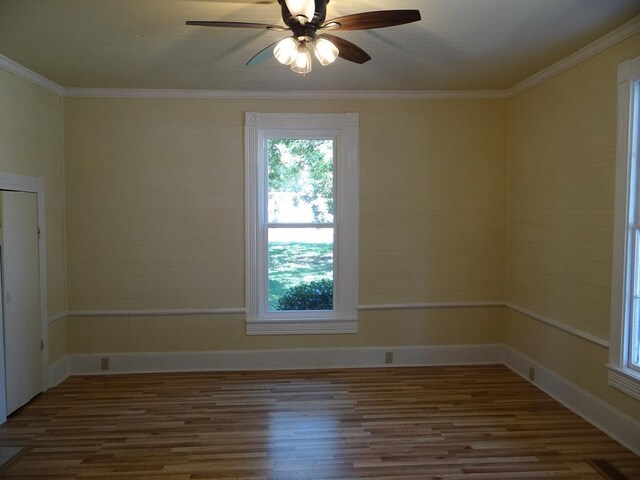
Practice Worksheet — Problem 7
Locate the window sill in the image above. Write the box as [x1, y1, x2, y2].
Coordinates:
[608, 366, 640, 400]
[246, 318, 357, 335]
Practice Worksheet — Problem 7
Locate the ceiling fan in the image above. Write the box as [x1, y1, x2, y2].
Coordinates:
[186, 0, 421, 74]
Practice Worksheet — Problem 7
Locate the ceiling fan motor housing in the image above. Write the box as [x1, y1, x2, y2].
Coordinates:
[278, 0, 328, 35]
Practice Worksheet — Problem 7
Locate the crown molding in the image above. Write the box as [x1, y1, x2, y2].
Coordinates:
[0, 53, 64, 96]
[508, 14, 640, 97]
[62, 88, 508, 100]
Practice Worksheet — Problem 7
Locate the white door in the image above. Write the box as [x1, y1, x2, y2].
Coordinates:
[1, 191, 42, 414]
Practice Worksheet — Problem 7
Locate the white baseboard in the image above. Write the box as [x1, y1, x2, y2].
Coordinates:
[47, 343, 639, 456]
[68, 344, 503, 375]
[501, 345, 640, 456]
[48, 356, 70, 387]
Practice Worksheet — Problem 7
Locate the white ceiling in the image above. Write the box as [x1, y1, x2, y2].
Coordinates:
[0, 0, 639, 91]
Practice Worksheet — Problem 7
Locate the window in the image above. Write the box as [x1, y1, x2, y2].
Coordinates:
[245, 113, 358, 335]
[610, 56, 640, 399]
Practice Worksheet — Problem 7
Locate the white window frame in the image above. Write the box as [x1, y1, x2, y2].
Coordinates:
[245, 112, 359, 335]
[609, 55, 640, 400]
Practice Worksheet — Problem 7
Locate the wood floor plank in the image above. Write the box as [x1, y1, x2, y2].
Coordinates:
[0, 365, 637, 479]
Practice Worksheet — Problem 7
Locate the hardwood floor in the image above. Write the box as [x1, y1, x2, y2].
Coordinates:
[0, 365, 638, 479]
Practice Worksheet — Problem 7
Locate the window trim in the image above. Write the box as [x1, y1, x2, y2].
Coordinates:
[609, 56, 640, 399]
[245, 112, 359, 335]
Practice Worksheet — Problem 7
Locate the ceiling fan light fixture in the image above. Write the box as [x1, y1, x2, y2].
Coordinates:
[313, 37, 339, 66]
[284, 0, 315, 25]
[274, 37, 299, 65]
[290, 43, 312, 75]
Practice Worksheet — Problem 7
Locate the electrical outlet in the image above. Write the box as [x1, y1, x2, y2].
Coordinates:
[385, 352, 393, 364]
[101, 357, 110, 370]
[528, 366, 535, 382]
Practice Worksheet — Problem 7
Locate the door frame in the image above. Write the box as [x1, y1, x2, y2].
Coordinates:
[0, 173, 48, 423]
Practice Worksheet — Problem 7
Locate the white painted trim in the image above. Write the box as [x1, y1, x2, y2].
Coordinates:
[246, 319, 357, 335]
[608, 367, 640, 401]
[0, 245, 6, 425]
[609, 60, 633, 376]
[0, 54, 64, 96]
[0, 173, 50, 395]
[48, 356, 70, 388]
[60, 93, 69, 319]
[502, 345, 640, 456]
[63, 88, 508, 100]
[245, 112, 359, 334]
[505, 302, 609, 347]
[48, 312, 66, 323]
[509, 15, 640, 97]
[67, 344, 503, 375]
[359, 301, 503, 311]
[609, 55, 640, 399]
[0, 172, 45, 194]
[245, 114, 259, 327]
[67, 308, 245, 317]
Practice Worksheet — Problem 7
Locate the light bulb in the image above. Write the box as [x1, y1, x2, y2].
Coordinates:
[290, 43, 312, 75]
[274, 37, 298, 65]
[313, 38, 339, 66]
[284, 0, 315, 24]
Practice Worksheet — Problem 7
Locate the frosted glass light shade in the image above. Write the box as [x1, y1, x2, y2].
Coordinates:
[291, 43, 312, 74]
[285, 0, 315, 23]
[313, 38, 339, 66]
[274, 37, 298, 65]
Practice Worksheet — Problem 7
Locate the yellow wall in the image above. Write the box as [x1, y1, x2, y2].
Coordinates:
[68, 308, 504, 353]
[48, 316, 68, 362]
[506, 309, 640, 418]
[506, 33, 640, 419]
[2, 20, 640, 425]
[0, 69, 66, 362]
[62, 97, 507, 352]
[64, 98, 507, 310]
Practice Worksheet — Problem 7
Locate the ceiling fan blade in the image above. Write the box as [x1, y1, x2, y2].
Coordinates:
[318, 33, 371, 64]
[322, 10, 421, 31]
[246, 41, 278, 66]
[186, 20, 288, 31]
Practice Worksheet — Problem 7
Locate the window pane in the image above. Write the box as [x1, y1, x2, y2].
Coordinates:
[634, 229, 640, 298]
[267, 139, 334, 224]
[268, 228, 334, 311]
[632, 297, 640, 368]
[632, 82, 640, 369]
